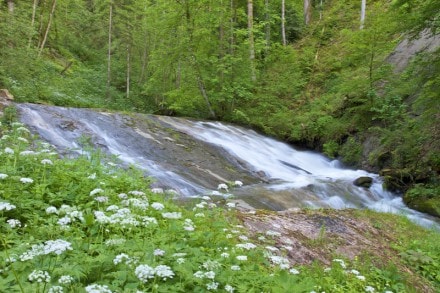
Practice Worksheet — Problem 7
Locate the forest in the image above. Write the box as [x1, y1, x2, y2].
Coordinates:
[0, 0, 438, 215]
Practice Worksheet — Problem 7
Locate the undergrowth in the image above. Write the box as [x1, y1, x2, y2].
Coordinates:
[0, 110, 438, 292]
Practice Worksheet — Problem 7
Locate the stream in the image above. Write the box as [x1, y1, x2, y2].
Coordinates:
[17, 103, 439, 229]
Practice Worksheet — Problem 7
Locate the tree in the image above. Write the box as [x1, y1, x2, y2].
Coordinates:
[106, 1, 113, 101]
[38, 0, 57, 56]
[281, 0, 286, 46]
[360, 0, 366, 29]
[247, 0, 256, 81]
[304, 0, 312, 26]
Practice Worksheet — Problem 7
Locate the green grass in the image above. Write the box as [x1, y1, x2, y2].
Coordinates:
[0, 109, 439, 292]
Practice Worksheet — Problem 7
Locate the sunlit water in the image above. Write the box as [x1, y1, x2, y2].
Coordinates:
[17, 104, 440, 230]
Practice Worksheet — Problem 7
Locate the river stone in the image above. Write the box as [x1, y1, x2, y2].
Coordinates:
[353, 176, 373, 188]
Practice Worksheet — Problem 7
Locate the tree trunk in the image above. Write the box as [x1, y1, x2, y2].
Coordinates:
[38, 0, 57, 56]
[304, 0, 312, 26]
[229, 0, 235, 55]
[126, 44, 131, 100]
[247, 0, 256, 82]
[264, 0, 270, 53]
[281, 0, 286, 46]
[7, 0, 14, 13]
[106, 2, 113, 101]
[360, 0, 366, 30]
[28, 0, 39, 47]
[319, 0, 323, 20]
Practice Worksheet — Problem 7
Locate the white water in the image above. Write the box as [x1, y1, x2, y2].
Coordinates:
[158, 118, 440, 229]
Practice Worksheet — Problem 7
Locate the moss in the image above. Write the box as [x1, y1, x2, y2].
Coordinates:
[404, 184, 440, 217]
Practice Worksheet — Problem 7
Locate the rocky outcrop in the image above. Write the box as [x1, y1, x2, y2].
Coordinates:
[0, 89, 14, 115]
[387, 29, 440, 73]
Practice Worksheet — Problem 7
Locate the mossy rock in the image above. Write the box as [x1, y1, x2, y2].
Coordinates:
[404, 196, 440, 218]
[353, 176, 373, 188]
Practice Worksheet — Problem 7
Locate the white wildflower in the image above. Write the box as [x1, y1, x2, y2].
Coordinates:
[201, 196, 211, 201]
[20, 150, 37, 156]
[193, 271, 205, 278]
[16, 126, 29, 133]
[258, 236, 266, 241]
[365, 286, 375, 292]
[350, 269, 360, 275]
[88, 173, 97, 179]
[41, 159, 53, 165]
[225, 284, 235, 293]
[236, 255, 247, 261]
[114, 253, 131, 265]
[176, 258, 185, 264]
[151, 202, 165, 210]
[4, 147, 14, 154]
[226, 202, 236, 208]
[28, 270, 51, 283]
[90, 188, 103, 196]
[233, 180, 243, 187]
[195, 212, 205, 217]
[17, 137, 29, 143]
[20, 177, 33, 184]
[140, 216, 158, 226]
[135, 264, 155, 283]
[357, 275, 366, 281]
[162, 212, 182, 219]
[207, 282, 219, 291]
[105, 238, 126, 246]
[128, 190, 145, 196]
[118, 193, 128, 199]
[106, 205, 119, 211]
[220, 252, 230, 258]
[289, 268, 300, 275]
[48, 286, 64, 293]
[230, 265, 241, 271]
[226, 234, 233, 239]
[210, 190, 222, 196]
[238, 235, 248, 241]
[204, 271, 216, 279]
[7, 219, 21, 228]
[172, 253, 187, 258]
[265, 246, 279, 252]
[236, 243, 257, 250]
[58, 275, 74, 284]
[43, 239, 73, 255]
[94, 196, 109, 203]
[217, 183, 228, 190]
[154, 249, 165, 256]
[333, 259, 346, 269]
[85, 284, 112, 293]
[155, 265, 174, 280]
[46, 206, 58, 214]
[202, 260, 221, 270]
[57, 216, 71, 226]
[151, 188, 163, 194]
[0, 201, 16, 211]
[0, 173, 8, 179]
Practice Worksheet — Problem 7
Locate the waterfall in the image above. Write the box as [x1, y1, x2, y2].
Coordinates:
[17, 103, 439, 229]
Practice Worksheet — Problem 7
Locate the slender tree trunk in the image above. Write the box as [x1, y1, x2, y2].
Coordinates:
[106, 2, 113, 101]
[264, 0, 270, 53]
[38, 0, 57, 56]
[247, 0, 256, 82]
[28, 0, 39, 47]
[7, 0, 14, 13]
[126, 44, 131, 100]
[319, 0, 323, 20]
[229, 0, 235, 55]
[139, 42, 148, 84]
[360, 0, 366, 29]
[304, 0, 312, 26]
[37, 0, 46, 49]
[281, 0, 286, 46]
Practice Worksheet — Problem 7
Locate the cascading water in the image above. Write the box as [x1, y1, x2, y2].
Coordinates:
[16, 103, 439, 229]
